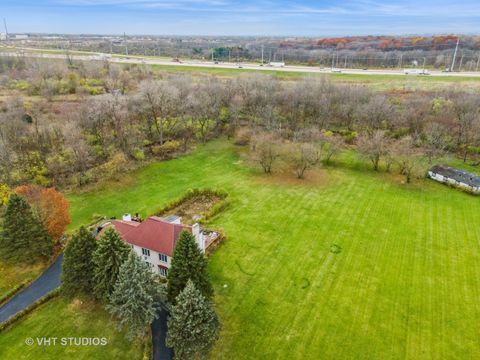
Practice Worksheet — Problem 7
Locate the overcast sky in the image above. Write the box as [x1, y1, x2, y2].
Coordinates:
[2, 0, 480, 36]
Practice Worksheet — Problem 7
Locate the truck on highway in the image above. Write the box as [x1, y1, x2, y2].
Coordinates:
[268, 62, 285, 67]
[404, 68, 430, 75]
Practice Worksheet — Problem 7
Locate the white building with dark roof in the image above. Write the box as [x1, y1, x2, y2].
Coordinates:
[428, 165, 480, 194]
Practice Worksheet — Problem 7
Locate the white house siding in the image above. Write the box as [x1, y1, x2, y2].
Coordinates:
[130, 244, 171, 277]
[428, 171, 477, 193]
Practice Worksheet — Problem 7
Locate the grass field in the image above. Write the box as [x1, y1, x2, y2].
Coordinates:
[62, 140, 480, 359]
[0, 261, 46, 300]
[0, 297, 145, 359]
[147, 64, 480, 91]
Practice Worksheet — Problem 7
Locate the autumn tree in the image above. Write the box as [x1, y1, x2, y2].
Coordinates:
[15, 184, 71, 241]
[0, 183, 10, 206]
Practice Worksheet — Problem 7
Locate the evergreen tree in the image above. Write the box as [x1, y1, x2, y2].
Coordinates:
[166, 280, 220, 360]
[61, 226, 97, 297]
[0, 193, 52, 262]
[107, 251, 161, 339]
[167, 231, 213, 304]
[92, 228, 130, 302]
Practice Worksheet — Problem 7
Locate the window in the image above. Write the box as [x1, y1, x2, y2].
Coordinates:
[158, 266, 168, 277]
[159, 253, 168, 263]
[142, 248, 150, 257]
[145, 261, 151, 268]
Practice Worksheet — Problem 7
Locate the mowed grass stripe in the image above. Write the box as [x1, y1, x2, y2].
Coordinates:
[60, 141, 480, 359]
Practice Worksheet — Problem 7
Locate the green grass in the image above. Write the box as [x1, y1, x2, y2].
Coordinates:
[64, 140, 480, 359]
[0, 261, 46, 299]
[147, 64, 480, 91]
[0, 297, 145, 359]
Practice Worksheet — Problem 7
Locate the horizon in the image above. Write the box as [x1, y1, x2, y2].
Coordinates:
[2, 0, 480, 36]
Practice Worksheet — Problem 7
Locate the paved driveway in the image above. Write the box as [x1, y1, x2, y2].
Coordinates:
[0, 254, 63, 323]
[152, 307, 173, 360]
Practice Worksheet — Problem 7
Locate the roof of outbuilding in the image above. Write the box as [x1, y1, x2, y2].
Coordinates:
[105, 216, 192, 256]
[430, 165, 480, 187]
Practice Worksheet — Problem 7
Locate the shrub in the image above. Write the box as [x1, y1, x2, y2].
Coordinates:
[234, 127, 252, 146]
[151, 140, 181, 158]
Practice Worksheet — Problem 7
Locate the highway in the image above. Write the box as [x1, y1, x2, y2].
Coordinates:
[2, 48, 480, 78]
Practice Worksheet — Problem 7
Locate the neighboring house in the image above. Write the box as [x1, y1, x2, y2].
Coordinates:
[99, 215, 205, 277]
[428, 165, 480, 194]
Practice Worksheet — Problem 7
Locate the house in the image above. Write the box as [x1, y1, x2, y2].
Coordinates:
[100, 214, 205, 277]
[428, 165, 480, 194]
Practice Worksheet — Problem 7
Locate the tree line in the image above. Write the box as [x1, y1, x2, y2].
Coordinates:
[1, 58, 480, 188]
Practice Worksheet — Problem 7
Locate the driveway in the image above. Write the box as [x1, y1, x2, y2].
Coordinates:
[152, 307, 173, 360]
[0, 253, 172, 359]
[0, 254, 63, 323]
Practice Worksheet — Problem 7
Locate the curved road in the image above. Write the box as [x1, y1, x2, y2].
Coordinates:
[0, 254, 63, 323]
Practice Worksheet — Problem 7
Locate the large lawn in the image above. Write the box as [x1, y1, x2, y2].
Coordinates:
[0, 297, 145, 359]
[0, 261, 46, 300]
[65, 140, 480, 359]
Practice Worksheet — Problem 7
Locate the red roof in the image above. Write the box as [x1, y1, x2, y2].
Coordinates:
[107, 216, 192, 257]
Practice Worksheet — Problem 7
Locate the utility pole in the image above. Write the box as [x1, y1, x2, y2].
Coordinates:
[399, 53, 403, 69]
[450, 36, 459, 72]
[422, 57, 426, 73]
[344, 56, 347, 68]
[124, 32, 128, 56]
[3, 18, 8, 41]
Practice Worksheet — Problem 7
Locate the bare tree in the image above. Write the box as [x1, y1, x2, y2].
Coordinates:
[286, 142, 321, 179]
[250, 132, 281, 174]
[357, 130, 391, 171]
[392, 136, 424, 183]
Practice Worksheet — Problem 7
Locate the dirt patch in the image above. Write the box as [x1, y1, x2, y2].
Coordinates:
[156, 189, 228, 224]
[254, 168, 334, 187]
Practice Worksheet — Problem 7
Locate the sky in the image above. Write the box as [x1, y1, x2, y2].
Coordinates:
[2, 0, 480, 36]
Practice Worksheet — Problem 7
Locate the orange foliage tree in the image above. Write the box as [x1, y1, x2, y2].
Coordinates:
[15, 184, 71, 241]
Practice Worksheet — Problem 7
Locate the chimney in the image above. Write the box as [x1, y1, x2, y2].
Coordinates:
[192, 223, 205, 252]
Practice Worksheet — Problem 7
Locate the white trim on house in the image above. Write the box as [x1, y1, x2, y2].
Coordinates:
[130, 244, 172, 277]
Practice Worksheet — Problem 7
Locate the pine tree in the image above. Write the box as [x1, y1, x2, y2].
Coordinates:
[166, 280, 220, 360]
[92, 227, 130, 302]
[61, 226, 97, 297]
[107, 251, 161, 339]
[167, 231, 213, 304]
[0, 193, 53, 262]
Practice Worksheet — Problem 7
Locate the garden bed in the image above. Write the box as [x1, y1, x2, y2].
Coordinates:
[156, 189, 228, 225]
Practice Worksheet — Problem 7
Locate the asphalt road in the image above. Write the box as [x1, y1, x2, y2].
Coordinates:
[152, 308, 174, 360]
[0, 254, 63, 323]
[2, 49, 480, 78]
[0, 253, 172, 359]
